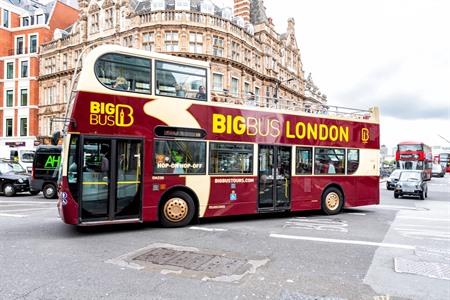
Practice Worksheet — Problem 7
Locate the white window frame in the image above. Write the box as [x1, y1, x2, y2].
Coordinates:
[4, 60, 14, 80]
[5, 89, 14, 107]
[28, 33, 39, 54]
[19, 59, 29, 78]
[19, 116, 28, 137]
[19, 88, 28, 106]
[231, 76, 239, 97]
[3, 9, 10, 28]
[15, 35, 26, 55]
[212, 72, 224, 91]
[4, 117, 14, 137]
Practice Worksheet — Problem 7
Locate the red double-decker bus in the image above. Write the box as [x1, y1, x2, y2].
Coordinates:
[57, 45, 380, 227]
[438, 153, 450, 172]
[396, 141, 432, 180]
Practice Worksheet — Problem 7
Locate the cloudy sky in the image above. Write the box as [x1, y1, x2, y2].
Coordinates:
[219, 0, 450, 151]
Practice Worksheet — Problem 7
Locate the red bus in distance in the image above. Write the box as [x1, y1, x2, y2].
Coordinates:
[396, 141, 432, 180]
[57, 45, 380, 227]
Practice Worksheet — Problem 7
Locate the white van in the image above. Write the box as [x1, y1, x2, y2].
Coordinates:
[10, 149, 35, 173]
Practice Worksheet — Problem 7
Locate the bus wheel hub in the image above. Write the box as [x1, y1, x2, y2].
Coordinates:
[164, 198, 188, 222]
[326, 192, 339, 210]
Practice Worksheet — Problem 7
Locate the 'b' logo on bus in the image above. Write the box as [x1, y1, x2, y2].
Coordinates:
[90, 101, 134, 127]
[361, 128, 370, 144]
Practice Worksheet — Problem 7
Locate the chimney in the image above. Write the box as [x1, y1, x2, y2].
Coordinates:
[234, 0, 251, 23]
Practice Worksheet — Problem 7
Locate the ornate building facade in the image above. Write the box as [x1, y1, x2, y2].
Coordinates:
[38, 0, 327, 138]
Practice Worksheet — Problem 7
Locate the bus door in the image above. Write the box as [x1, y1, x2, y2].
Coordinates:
[258, 145, 291, 211]
[79, 137, 142, 223]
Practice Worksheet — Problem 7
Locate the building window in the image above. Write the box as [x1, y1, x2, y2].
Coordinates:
[296, 147, 312, 175]
[209, 143, 253, 174]
[231, 77, 239, 97]
[164, 31, 179, 51]
[20, 89, 28, 106]
[213, 36, 224, 56]
[29, 35, 38, 53]
[6, 90, 13, 107]
[314, 148, 345, 175]
[244, 82, 250, 95]
[231, 41, 240, 62]
[20, 118, 27, 136]
[3, 9, 9, 28]
[6, 62, 13, 79]
[155, 60, 207, 100]
[212, 73, 223, 91]
[95, 53, 152, 94]
[142, 32, 154, 51]
[16, 37, 24, 55]
[254, 86, 260, 102]
[189, 32, 203, 53]
[36, 14, 45, 24]
[62, 83, 68, 103]
[90, 13, 99, 34]
[21, 61, 28, 78]
[105, 8, 114, 29]
[62, 53, 68, 70]
[154, 140, 206, 175]
[5, 119, 13, 137]
[22, 17, 29, 26]
[122, 36, 133, 48]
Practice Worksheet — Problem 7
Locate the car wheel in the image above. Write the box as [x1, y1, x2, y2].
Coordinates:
[3, 184, 16, 197]
[30, 190, 40, 196]
[394, 192, 399, 199]
[419, 191, 424, 200]
[160, 191, 195, 228]
[321, 187, 344, 215]
[43, 184, 57, 199]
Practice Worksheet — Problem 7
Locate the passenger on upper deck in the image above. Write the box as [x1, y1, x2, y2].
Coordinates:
[195, 86, 207, 100]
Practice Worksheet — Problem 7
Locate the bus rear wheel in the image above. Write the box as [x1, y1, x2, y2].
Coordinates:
[322, 187, 344, 215]
[160, 191, 195, 228]
[43, 183, 57, 199]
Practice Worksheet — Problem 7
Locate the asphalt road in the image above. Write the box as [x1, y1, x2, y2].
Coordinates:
[0, 176, 449, 300]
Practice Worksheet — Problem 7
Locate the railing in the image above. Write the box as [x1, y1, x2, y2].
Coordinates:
[210, 91, 373, 121]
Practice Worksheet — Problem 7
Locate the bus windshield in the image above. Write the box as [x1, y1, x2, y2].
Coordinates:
[398, 144, 422, 152]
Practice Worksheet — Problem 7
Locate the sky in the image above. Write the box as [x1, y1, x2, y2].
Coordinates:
[218, 0, 450, 151]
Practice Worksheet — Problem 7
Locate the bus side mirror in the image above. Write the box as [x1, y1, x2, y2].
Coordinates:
[52, 131, 61, 145]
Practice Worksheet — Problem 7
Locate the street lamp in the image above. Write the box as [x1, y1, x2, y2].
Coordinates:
[273, 77, 296, 105]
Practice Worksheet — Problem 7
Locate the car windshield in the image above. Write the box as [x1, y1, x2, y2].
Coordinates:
[390, 170, 401, 178]
[399, 172, 421, 181]
[432, 164, 441, 171]
[0, 162, 26, 174]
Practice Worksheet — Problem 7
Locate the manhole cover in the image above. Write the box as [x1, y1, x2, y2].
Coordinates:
[107, 243, 269, 283]
[394, 257, 450, 280]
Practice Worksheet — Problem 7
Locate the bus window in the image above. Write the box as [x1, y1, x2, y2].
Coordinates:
[347, 149, 359, 174]
[155, 61, 207, 100]
[314, 148, 345, 175]
[94, 53, 151, 94]
[295, 147, 312, 175]
[67, 135, 79, 201]
[154, 140, 206, 175]
[209, 143, 253, 174]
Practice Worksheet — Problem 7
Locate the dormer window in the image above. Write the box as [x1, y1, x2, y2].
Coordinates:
[200, 0, 214, 14]
[22, 17, 30, 27]
[151, 0, 165, 11]
[221, 7, 232, 20]
[3, 9, 9, 28]
[175, 0, 190, 10]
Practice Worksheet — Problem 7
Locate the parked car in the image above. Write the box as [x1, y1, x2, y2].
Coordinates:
[0, 160, 32, 197]
[431, 163, 445, 177]
[394, 170, 428, 200]
[30, 145, 62, 199]
[386, 169, 402, 190]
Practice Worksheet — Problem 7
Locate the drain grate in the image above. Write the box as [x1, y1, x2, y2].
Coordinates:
[394, 257, 450, 280]
[133, 247, 250, 276]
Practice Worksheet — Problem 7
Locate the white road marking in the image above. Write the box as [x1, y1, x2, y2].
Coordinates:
[1, 208, 55, 213]
[0, 213, 28, 218]
[347, 213, 367, 216]
[0, 200, 55, 205]
[270, 233, 415, 250]
[397, 216, 450, 222]
[373, 205, 420, 211]
[189, 226, 228, 232]
[283, 218, 348, 233]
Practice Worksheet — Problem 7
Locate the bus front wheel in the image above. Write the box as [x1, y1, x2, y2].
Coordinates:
[160, 191, 195, 228]
[321, 187, 344, 215]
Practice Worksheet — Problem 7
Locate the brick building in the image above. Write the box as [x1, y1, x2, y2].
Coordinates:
[0, 0, 78, 154]
[38, 0, 327, 138]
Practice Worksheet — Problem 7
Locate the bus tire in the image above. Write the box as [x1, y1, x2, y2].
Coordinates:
[160, 191, 195, 228]
[321, 187, 344, 215]
[3, 183, 16, 197]
[43, 183, 57, 199]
